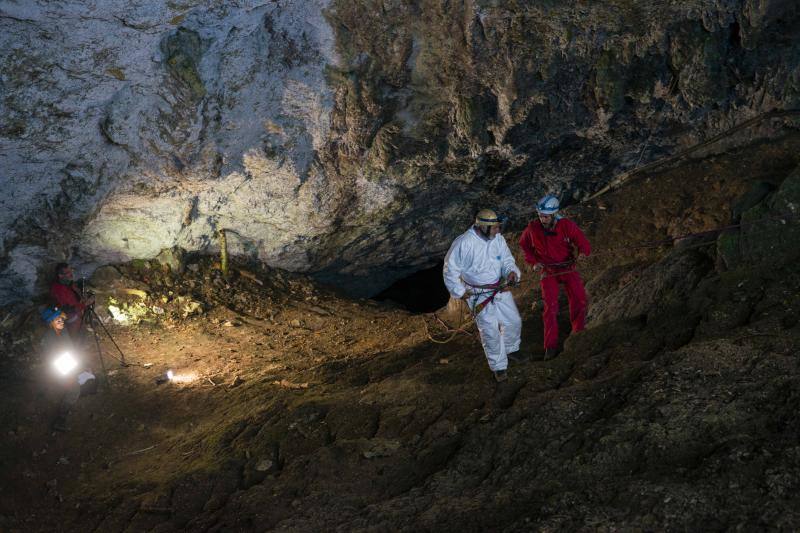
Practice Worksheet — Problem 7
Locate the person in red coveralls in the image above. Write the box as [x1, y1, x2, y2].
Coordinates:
[519, 195, 591, 360]
[50, 263, 94, 337]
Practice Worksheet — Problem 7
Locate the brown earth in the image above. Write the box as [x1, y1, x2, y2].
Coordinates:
[2, 134, 800, 531]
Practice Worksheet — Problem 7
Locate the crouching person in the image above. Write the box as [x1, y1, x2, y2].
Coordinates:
[50, 262, 95, 339]
[443, 209, 523, 383]
[40, 306, 97, 432]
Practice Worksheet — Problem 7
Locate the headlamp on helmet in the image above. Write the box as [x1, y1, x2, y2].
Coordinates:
[475, 209, 503, 227]
[41, 306, 64, 325]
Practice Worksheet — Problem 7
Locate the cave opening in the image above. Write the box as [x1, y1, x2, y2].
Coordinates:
[374, 261, 451, 313]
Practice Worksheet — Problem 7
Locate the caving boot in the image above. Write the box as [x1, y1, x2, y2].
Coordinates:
[493, 369, 508, 382]
[543, 348, 558, 360]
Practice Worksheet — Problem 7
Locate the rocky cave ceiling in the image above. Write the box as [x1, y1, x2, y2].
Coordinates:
[1, 0, 799, 301]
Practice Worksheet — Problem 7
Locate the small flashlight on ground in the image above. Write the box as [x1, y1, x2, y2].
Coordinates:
[155, 369, 175, 385]
[53, 351, 78, 376]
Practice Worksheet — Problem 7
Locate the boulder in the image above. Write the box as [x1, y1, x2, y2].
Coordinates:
[717, 164, 800, 271]
[588, 250, 713, 327]
[155, 246, 186, 274]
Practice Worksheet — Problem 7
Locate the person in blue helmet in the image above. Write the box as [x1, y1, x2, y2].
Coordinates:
[443, 209, 523, 382]
[519, 195, 591, 360]
[40, 306, 96, 432]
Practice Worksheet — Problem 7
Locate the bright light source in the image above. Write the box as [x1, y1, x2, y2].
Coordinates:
[170, 371, 197, 384]
[155, 369, 196, 386]
[53, 351, 78, 376]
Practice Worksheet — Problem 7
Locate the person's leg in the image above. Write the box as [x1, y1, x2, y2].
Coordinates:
[540, 276, 560, 350]
[53, 380, 80, 431]
[494, 292, 522, 356]
[472, 295, 506, 372]
[563, 272, 588, 333]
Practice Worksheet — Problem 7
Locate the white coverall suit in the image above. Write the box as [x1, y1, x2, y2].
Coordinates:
[443, 227, 522, 372]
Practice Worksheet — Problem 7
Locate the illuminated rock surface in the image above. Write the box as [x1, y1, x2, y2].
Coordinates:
[3, 2, 800, 529]
[2, 1, 800, 300]
[1, 135, 800, 531]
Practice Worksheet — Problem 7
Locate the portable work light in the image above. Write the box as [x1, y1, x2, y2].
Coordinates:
[155, 369, 175, 385]
[53, 351, 78, 376]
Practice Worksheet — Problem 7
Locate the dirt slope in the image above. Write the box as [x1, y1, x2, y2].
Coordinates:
[2, 135, 800, 531]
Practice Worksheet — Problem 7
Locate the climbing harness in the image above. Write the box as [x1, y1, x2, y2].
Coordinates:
[423, 278, 520, 344]
[535, 260, 578, 280]
[424, 207, 799, 345]
[465, 278, 521, 316]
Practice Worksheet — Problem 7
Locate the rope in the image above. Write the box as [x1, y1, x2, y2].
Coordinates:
[423, 279, 519, 344]
[585, 109, 800, 202]
[423, 211, 790, 341]
[433, 110, 800, 346]
[540, 269, 579, 280]
[424, 303, 476, 344]
[632, 76, 680, 170]
[423, 315, 474, 344]
[583, 211, 799, 260]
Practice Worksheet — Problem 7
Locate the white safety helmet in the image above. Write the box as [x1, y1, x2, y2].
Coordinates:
[536, 195, 560, 215]
[475, 209, 501, 227]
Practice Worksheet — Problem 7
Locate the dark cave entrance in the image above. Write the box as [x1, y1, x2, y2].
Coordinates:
[374, 261, 450, 313]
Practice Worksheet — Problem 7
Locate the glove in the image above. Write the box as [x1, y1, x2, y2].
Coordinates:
[503, 272, 518, 291]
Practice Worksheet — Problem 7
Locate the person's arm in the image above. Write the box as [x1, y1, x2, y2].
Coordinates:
[51, 283, 81, 311]
[499, 236, 521, 283]
[567, 220, 591, 257]
[518, 225, 539, 266]
[443, 238, 469, 299]
[519, 225, 544, 272]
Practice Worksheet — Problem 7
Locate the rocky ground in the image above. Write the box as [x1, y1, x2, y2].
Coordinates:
[1, 136, 800, 531]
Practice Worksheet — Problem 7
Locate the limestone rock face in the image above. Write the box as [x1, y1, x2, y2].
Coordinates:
[2, 0, 800, 300]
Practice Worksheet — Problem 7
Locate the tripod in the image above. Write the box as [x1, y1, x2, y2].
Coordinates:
[80, 277, 127, 361]
[87, 307, 127, 366]
[84, 306, 128, 390]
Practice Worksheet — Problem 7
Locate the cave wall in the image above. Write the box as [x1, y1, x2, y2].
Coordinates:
[1, 0, 799, 300]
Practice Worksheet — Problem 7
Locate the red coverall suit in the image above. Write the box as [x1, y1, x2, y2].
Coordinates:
[50, 282, 87, 336]
[519, 217, 591, 351]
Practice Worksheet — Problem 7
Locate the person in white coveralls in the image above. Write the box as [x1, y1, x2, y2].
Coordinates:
[443, 209, 524, 382]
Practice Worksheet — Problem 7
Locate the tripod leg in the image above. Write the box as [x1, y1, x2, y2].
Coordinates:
[92, 309, 127, 366]
[90, 314, 111, 390]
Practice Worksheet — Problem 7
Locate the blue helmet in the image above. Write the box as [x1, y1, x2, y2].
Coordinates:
[41, 306, 63, 324]
[536, 195, 560, 215]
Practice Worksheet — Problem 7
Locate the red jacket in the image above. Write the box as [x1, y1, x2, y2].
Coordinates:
[50, 282, 86, 316]
[519, 218, 591, 270]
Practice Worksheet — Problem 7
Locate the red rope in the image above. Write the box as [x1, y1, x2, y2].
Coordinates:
[585, 211, 798, 257]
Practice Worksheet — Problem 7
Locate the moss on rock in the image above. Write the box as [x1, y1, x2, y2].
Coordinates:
[161, 28, 206, 99]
